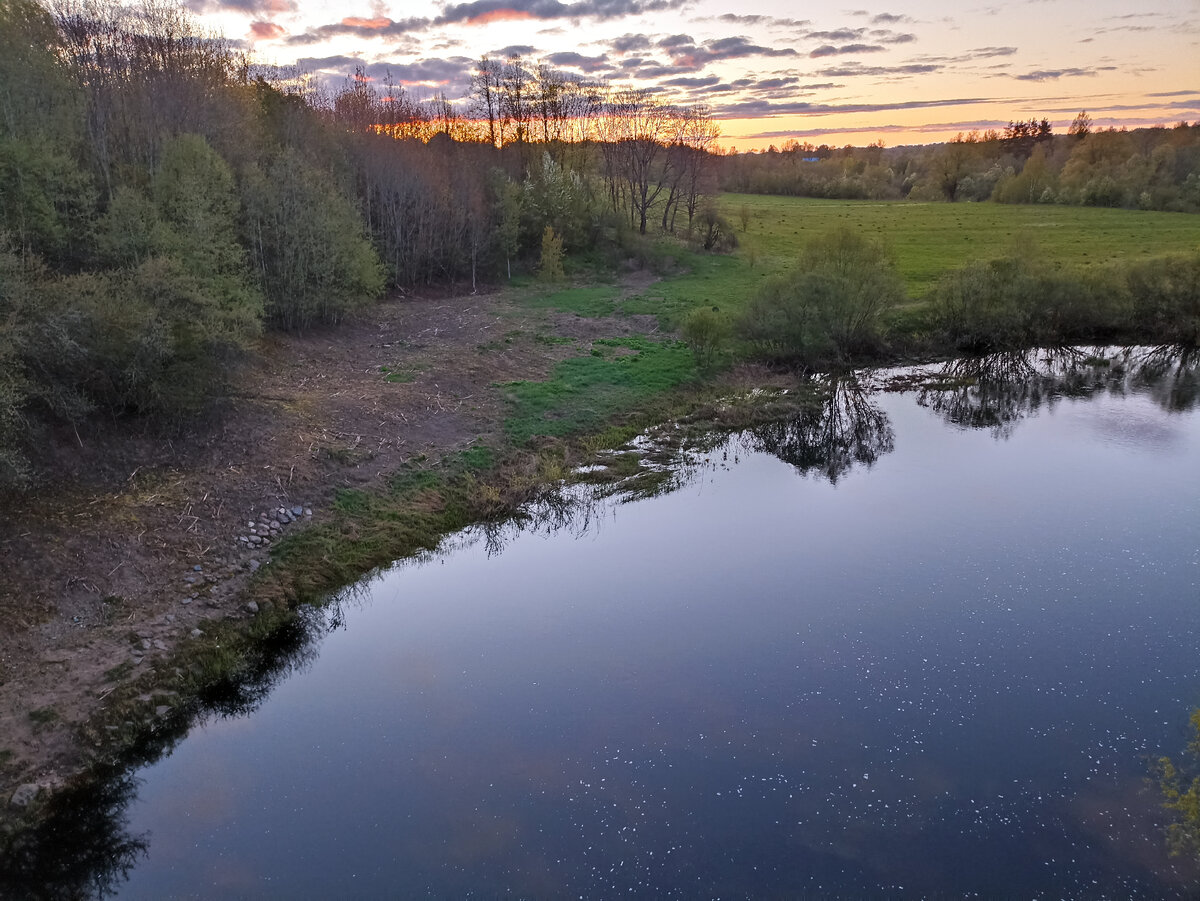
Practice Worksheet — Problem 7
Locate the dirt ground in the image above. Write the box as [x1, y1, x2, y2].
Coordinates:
[0, 282, 662, 810]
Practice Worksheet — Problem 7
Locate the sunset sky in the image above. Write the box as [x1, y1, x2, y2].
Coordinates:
[187, 0, 1200, 150]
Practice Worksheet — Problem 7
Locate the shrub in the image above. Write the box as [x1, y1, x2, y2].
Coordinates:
[737, 227, 903, 364]
[681, 308, 729, 369]
[1123, 253, 1200, 346]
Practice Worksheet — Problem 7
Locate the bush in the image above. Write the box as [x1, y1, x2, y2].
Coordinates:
[931, 242, 1129, 351]
[737, 228, 903, 364]
[681, 308, 729, 369]
[1122, 253, 1200, 346]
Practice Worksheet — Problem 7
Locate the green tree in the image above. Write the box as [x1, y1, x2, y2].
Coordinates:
[738, 228, 903, 363]
[243, 148, 384, 329]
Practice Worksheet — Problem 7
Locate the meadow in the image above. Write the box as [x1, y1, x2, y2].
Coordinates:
[503, 194, 1199, 434]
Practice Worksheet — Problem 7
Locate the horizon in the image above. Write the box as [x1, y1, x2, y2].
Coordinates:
[144, 0, 1200, 148]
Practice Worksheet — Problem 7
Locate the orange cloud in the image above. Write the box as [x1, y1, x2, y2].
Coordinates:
[465, 9, 533, 25]
[248, 21, 286, 39]
[341, 16, 391, 28]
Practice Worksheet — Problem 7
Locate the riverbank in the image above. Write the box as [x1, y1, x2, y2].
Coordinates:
[0, 270, 817, 838]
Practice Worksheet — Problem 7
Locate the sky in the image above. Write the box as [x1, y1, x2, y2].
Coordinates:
[187, 0, 1200, 150]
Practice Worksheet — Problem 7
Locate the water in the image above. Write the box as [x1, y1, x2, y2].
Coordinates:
[26, 350, 1200, 897]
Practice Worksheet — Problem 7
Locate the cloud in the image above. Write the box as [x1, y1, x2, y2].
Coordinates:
[806, 27, 866, 42]
[543, 51, 612, 72]
[284, 0, 690, 46]
[436, 0, 689, 27]
[658, 33, 695, 48]
[809, 43, 886, 58]
[185, 0, 295, 14]
[659, 74, 721, 88]
[1013, 66, 1117, 81]
[817, 62, 941, 77]
[871, 12, 909, 24]
[714, 96, 991, 118]
[663, 35, 799, 67]
[248, 20, 286, 39]
[610, 33, 653, 53]
[713, 13, 810, 28]
[492, 44, 538, 57]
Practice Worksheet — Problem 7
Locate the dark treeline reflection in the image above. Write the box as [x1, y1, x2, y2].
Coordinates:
[0, 607, 338, 900]
[3, 346, 1195, 898]
[917, 345, 1199, 438]
[743, 376, 895, 483]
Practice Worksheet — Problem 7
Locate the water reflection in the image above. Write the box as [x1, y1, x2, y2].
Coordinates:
[743, 375, 895, 483]
[3, 346, 1197, 898]
[915, 346, 1200, 438]
[0, 607, 341, 900]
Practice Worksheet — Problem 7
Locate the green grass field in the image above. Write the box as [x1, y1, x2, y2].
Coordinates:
[502, 195, 1199, 441]
[724, 194, 1200, 297]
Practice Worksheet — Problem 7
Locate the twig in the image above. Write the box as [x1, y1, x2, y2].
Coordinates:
[107, 561, 124, 577]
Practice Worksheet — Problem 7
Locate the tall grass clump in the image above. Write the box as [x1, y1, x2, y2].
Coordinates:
[736, 227, 904, 365]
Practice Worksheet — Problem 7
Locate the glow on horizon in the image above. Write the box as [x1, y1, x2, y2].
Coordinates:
[186, 0, 1200, 149]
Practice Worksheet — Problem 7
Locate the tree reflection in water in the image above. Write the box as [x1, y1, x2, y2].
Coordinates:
[916, 345, 1199, 438]
[4, 345, 1195, 898]
[743, 375, 895, 483]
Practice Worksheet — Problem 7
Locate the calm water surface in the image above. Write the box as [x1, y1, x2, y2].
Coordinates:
[112, 351, 1199, 898]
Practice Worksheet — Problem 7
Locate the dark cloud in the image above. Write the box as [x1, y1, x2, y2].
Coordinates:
[493, 44, 538, 57]
[714, 13, 810, 28]
[185, 0, 296, 15]
[659, 74, 721, 88]
[662, 35, 798, 67]
[809, 43, 886, 58]
[875, 31, 916, 44]
[284, 0, 689, 46]
[543, 51, 611, 72]
[715, 96, 990, 118]
[805, 28, 865, 42]
[610, 33, 652, 53]
[1148, 90, 1200, 97]
[817, 62, 941, 77]
[658, 33, 695, 48]
[800, 82, 841, 89]
[1014, 66, 1116, 81]
[906, 46, 1015, 64]
[755, 77, 800, 90]
[436, 0, 689, 27]
[871, 12, 909, 24]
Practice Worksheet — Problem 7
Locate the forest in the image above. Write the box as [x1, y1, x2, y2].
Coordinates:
[1, 0, 1198, 492]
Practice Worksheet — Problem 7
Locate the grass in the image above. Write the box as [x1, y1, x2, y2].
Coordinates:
[503, 336, 696, 442]
[379, 365, 420, 383]
[515, 283, 624, 317]
[723, 193, 1200, 297]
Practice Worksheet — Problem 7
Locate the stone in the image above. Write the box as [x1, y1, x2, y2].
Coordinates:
[190, 628, 203, 638]
[248, 559, 261, 573]
[292, 505, 304, 516]
[245, 601, 259, 615]
[165, 614, 176, 623]
[10, 784, 40, 808]
[192, 564, 203, 572]
[140, 639, 151, 650]
[155, 705, 171, 717]
[304, 508, 312, 516]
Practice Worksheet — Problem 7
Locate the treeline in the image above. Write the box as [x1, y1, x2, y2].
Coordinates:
[720, 115, 1200, 212]
[0, 0, 724, 488]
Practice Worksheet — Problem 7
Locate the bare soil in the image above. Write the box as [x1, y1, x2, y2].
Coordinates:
[0, 285, 657, 809]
